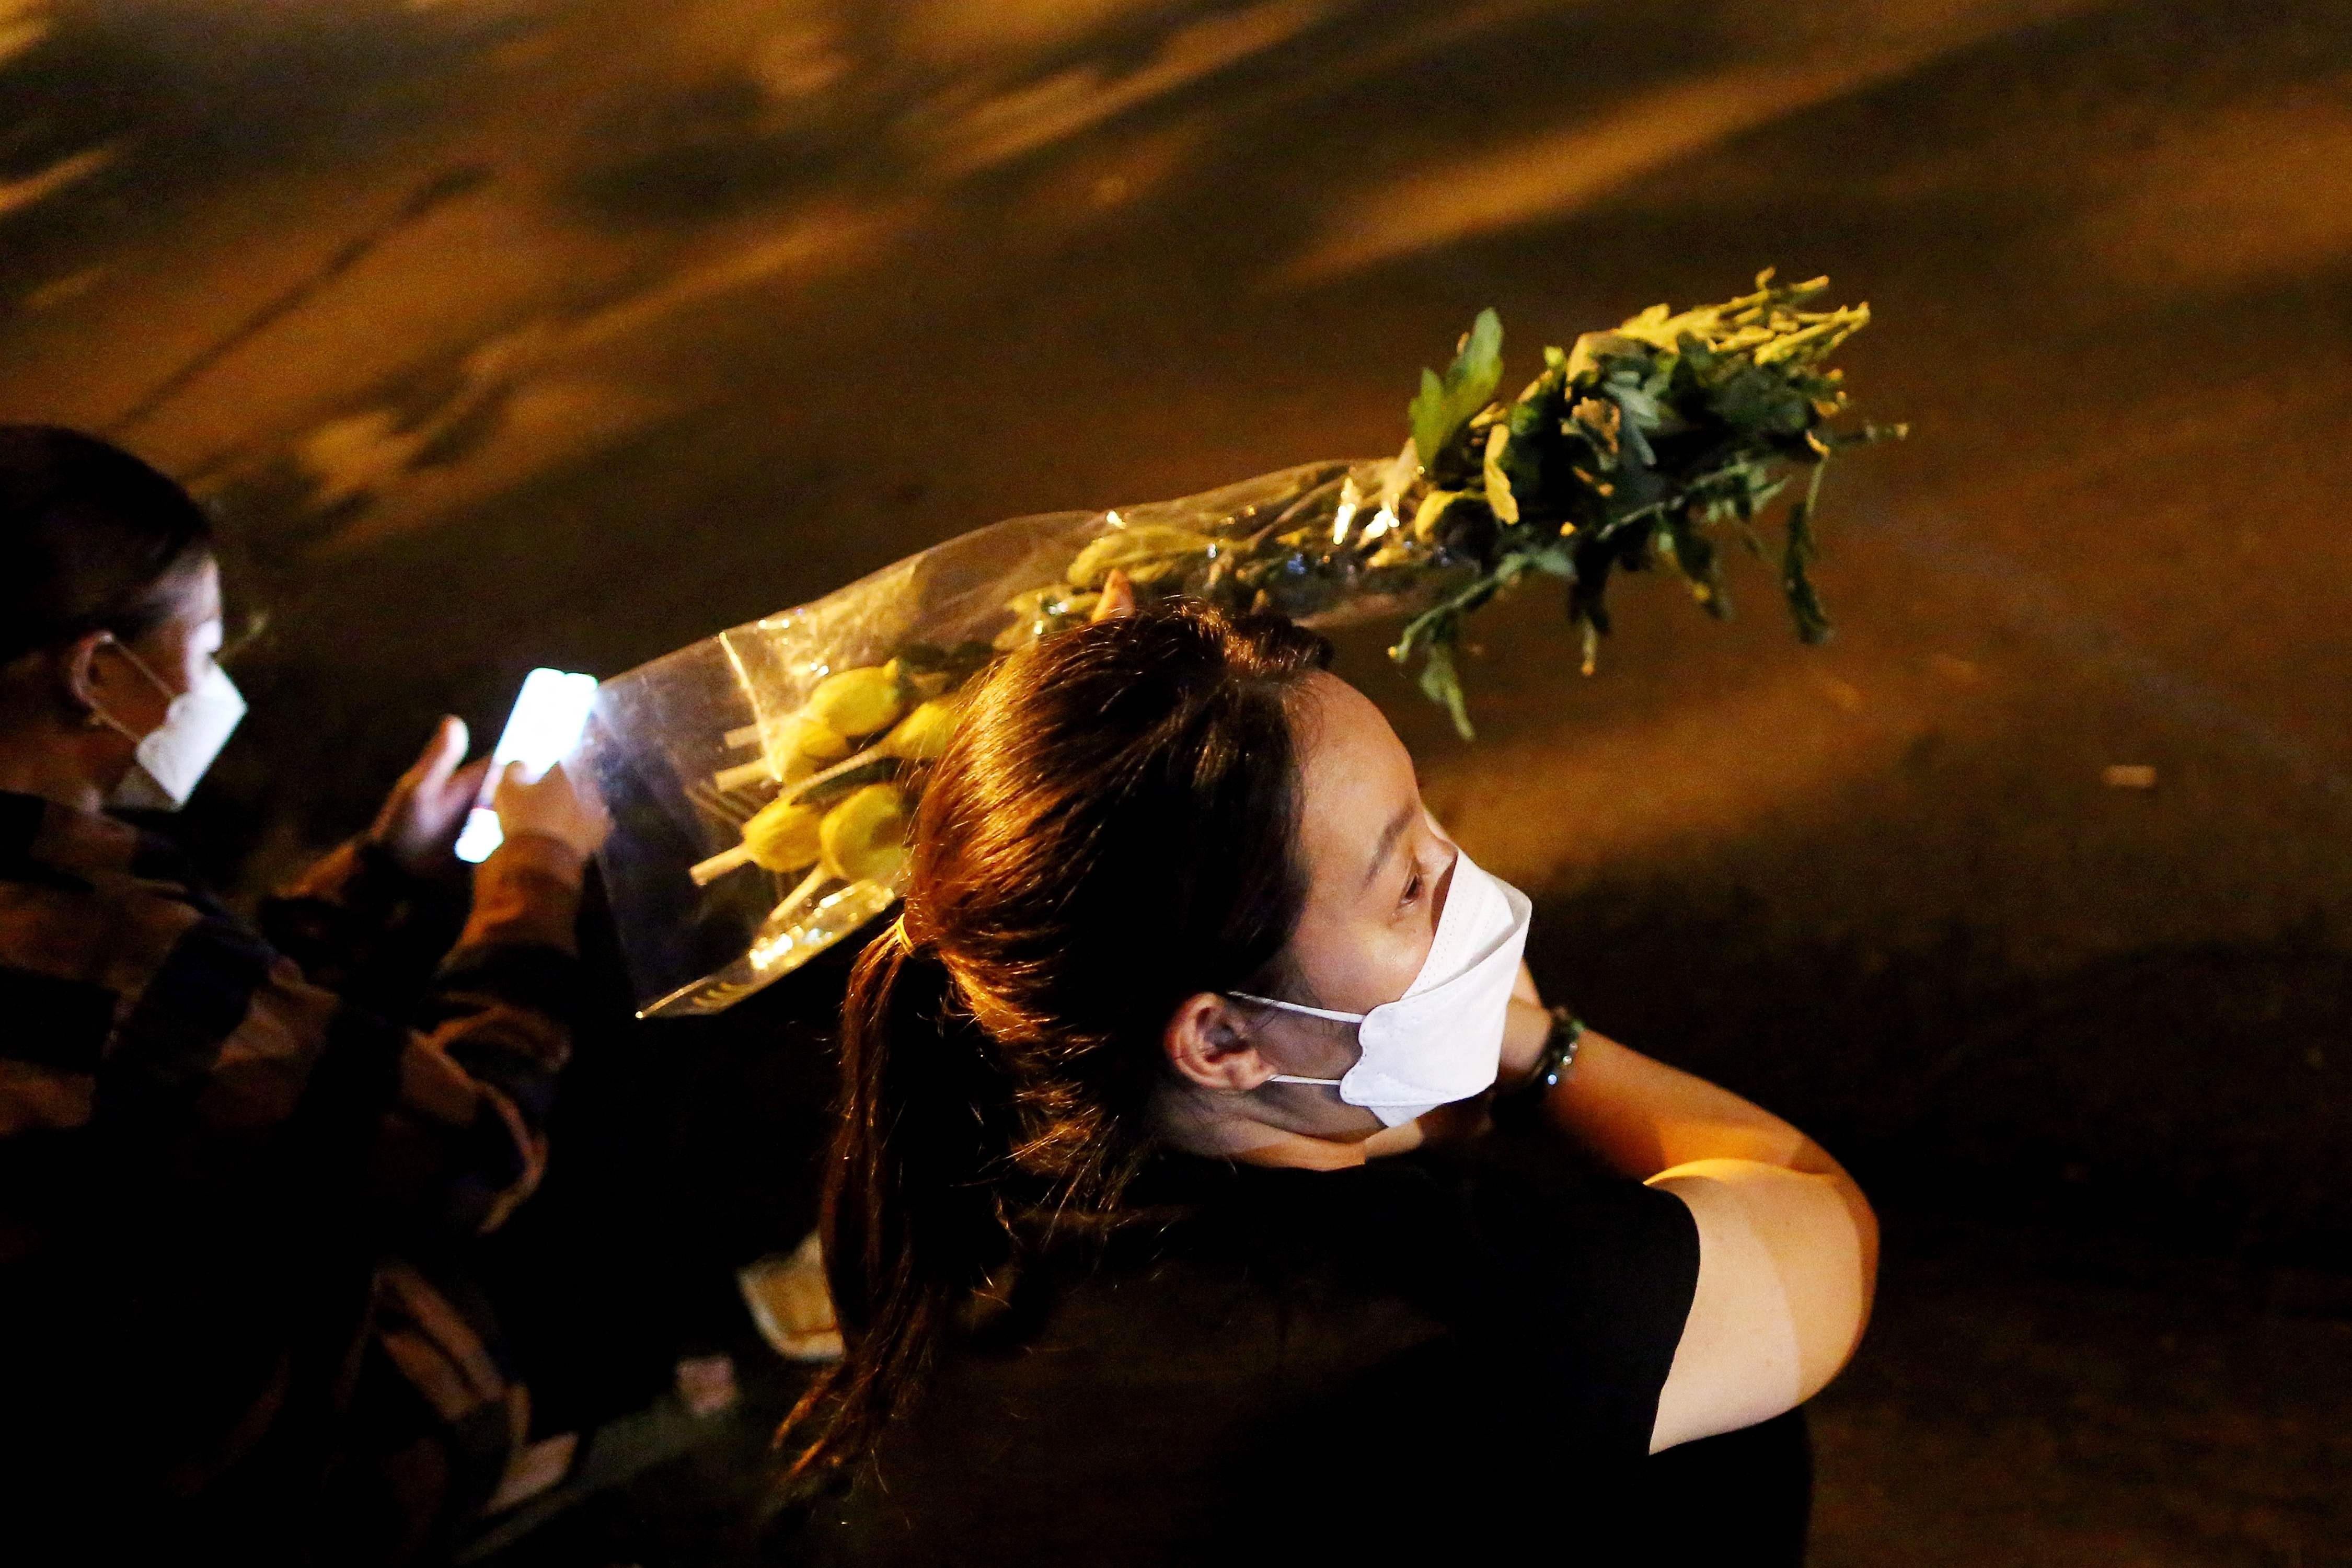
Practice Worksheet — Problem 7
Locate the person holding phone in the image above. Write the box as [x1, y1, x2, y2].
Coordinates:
[0, 426, 608, 1562]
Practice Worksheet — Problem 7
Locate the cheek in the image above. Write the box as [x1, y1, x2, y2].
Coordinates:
[178, 631, 222, 689]
[1369, 941, 1427, 1007]
[1292, 909, 1436, 1014]
[1378, 912, 1439, 998]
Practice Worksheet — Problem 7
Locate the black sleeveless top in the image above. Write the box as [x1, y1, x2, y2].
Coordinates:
[784, 1133, 1749, 1565]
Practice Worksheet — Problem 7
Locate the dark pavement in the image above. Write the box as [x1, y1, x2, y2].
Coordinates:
[5, 2, 2350, 1561]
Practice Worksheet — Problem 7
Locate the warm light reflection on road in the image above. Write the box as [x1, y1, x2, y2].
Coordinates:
[0, 0, 2346, 976]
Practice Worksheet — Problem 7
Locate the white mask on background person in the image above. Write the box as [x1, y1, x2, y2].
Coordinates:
[1234, 848, 1533, 1127]
[88, 630, 247, 811]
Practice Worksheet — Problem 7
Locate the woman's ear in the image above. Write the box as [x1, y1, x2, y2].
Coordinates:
[57, 631, 111, 721]
[1162, 991, 1273, 1092]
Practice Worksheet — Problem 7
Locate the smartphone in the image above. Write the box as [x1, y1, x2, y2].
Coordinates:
[453, 668, 599, 864]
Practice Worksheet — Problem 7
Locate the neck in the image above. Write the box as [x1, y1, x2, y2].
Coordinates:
[0, 729, 112, 815]
[1147, 1083, 1369, 1171]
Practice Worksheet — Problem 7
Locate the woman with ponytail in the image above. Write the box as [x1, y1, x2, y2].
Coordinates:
[780, 588, 1876, 1566]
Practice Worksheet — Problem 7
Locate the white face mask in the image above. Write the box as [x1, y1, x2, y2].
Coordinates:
[1236, 848, 1532, 1127]
[90, 632, 247, 811]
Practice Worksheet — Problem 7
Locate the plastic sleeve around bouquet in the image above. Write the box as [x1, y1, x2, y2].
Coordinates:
[582, 275, 1899, 1017]
[579, 456, 1456, 1019]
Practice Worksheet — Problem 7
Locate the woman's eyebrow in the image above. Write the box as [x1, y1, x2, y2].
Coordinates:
[1363, 801, 1416, 891]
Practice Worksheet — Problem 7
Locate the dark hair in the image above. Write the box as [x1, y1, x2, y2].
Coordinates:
[793, 601, 1332, 1476]
[0, 426, 214, 666]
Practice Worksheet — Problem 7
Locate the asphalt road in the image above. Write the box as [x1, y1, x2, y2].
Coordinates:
[5, 2, 2351, 1560]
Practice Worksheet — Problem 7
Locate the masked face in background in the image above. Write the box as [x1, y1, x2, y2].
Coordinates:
[80, 557, 244, 812]
[89, 630, 245, 810]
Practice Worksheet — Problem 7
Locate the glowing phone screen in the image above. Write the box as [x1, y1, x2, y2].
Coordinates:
[453, 667, 598, 864]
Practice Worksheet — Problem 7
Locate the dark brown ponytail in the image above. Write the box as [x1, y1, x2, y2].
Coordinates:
[790, 602, 1331, 1477]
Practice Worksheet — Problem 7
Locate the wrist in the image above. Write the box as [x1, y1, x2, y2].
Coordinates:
[1491, 1007, 1583, 1123]
[1497, 995, 1551, 1085]
[459, 831, 587, 955]
[486, 829, 591, 887]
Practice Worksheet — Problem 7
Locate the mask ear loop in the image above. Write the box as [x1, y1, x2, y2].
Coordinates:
[80, 634, 176, 741]
[1227, 991, 1365, 1024]
[97, 636, 180, 700]
[1229, 992, 1365, 1089]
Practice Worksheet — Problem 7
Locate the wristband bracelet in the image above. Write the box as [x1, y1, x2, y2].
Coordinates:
[1525, 1007, 1584, 1093]
[1493, 1007, 1583, 1125]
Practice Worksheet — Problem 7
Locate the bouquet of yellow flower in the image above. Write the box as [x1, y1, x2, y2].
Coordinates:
[580, 273, 1902, 1017]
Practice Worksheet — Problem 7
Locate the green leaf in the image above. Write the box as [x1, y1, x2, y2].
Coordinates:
[1661, 511, 1728, 618]
[1409, 308, 1504, 474]
[1482, 425, 1520, 524]
[1414, 638, 1476, 740]
[1781, 457, 1834, 644]
[1707, 363, 1811, 435]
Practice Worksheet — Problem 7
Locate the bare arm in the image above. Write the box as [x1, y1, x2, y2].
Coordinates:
[1535, 1016, 1878, 1452]
[1404, 964, 1874, 1440]
[1541, 1023, 1829, 1176]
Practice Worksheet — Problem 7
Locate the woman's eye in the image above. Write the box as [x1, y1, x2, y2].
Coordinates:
[1400, 867, 1424, 906]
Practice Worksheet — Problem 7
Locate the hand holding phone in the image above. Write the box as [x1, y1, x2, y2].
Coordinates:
[454, 669, 599, 864]
[491, 758, 609, 862]
[367, 716, 495, 876]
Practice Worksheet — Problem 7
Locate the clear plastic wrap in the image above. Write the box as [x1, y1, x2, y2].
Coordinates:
[580, 278, 1898, 1017]
[580, 456, 1459, 1018]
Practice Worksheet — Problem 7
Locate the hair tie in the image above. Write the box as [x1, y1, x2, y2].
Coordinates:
[897, 906, 940, 953]
[894, 908, 1014, 1041]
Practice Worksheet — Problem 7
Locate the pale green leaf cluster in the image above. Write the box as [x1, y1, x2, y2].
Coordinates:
[1000, 272, 1904, 739]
